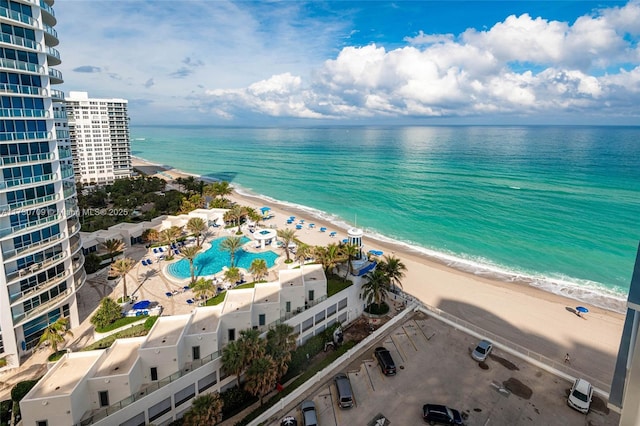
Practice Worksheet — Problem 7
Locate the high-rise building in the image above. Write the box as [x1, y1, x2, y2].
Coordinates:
[65, 91, 132, 185]
[0, 0, 85, 369]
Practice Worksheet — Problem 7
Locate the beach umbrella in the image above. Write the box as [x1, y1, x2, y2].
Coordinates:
[260, 207, 271, 213]
[576, 306, 589, 315]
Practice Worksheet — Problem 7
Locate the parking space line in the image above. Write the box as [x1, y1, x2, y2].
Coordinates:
[363, 360, 376, 391]
[389, 334, 406, 363]
[401, 324, 418, 352]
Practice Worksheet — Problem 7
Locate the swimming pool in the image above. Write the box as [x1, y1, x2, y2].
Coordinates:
[166, 237, 279, 279]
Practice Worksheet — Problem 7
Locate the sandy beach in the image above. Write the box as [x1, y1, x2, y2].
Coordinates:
[132, 157, 626, 390]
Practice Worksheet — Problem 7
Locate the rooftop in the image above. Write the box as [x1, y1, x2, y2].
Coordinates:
[302, 265, 325, 283]
[92, 339, 144, 378]
[222, 289, 254, 314]
[253, 283, 280, 304]
[187, 306, 221, 335]
[27, 352, 103, 399]
[279, 269, 304, 287]
[142, 315, 189, 348]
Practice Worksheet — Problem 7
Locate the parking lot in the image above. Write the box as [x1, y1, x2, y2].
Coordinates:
[270, 311, 619, 426]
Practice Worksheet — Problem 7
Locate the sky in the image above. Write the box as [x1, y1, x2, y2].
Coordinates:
[55, 1, 640, 126]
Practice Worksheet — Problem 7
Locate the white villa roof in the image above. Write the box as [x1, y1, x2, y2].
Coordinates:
[222, 289, 253, 314]
[142, 315, 189, 348]
[187, 306, 221, 335]
[253, 283, 280, 304]
[27, 352, 103, 399]
[92, 339, 143, 377]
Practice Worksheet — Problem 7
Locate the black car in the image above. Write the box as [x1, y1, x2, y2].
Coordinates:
[422, 404, 464, 425]
[374, 346, 396, 375]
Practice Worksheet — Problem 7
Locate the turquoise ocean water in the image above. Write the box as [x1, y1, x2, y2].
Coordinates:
[130, 126, 640, 312]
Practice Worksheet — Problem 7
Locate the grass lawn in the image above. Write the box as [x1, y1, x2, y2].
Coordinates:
[234, 282, 256, 290]
[95, 315, 148, 333]
[205, 291, 227, 306]
[327, 275, 353, 297]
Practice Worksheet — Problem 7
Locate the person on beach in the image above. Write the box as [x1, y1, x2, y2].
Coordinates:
[564, 353, 571, 364]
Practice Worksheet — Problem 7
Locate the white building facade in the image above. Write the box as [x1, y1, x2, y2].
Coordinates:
[0, 0, 85, 369]
[65, 91, 131, 185]
[21, 264, 364, 426]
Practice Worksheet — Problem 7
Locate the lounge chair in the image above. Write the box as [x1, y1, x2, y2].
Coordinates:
[141, 259, 148, 266]
[183, 286, 190, 292]
[159, 247, 165, 253]
[165, 292, 173, 297]
[309, 223, 315, 228]
[296, 224, 303, 230]
[330, 231, 337, 237]
[320, 227, 327, 232]
[153, 248, 159, 254]
[187, 299, 194, 305]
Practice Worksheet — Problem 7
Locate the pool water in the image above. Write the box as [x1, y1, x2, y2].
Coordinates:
[167, 237, 279, 279]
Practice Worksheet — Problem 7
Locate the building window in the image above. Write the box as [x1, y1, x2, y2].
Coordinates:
[308, 290, 315, 301]
[150, 367, 158, 381]
[36, 421, 47, 426]
[192, 346, 200, 360]
[228, 328, 235, 341]
[259, 314, 265, 326]
[285, 301, 291, 313]
[99, 390, 109, 407]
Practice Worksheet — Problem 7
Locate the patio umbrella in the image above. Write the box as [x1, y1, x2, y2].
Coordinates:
[576, 306, 589, 314]
[132, 300, 151, 310]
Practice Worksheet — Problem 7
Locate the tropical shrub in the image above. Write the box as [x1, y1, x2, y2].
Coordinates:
[11, 379, 40, 402]
[91, 298, 123, 329]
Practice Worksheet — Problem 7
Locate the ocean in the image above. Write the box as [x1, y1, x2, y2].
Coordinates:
[130, 125, 640, 312]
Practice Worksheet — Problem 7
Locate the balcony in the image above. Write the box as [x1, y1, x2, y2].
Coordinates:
[48, 68, 63, 84]
[0, 108, 49, 118]
[58, 147, 72, 160]
[0, 213, 63, 239]
[67, 215, 81, 236]
[0, 192, 59, 215]
[61, 164, 74, 179]
[50, 89, 64, 101]
[0, 131, 51, 142]
[9, 269, 70, 306]
[12, 288, 72, 326]
[0, 32, 40, 51]
[74, 269, 86, 291]
[63, 185, 76, 200]
[0, 83, 45, 96]
[0, 58, 43, 74]
[0, 172, 57, 191]
[0, 152, 54, 166]
[0, 6, 36, 26]
[56, 129, 69, 139]
[1, 231, 64, 260]
[5, 250, 66, 283]
[39, 0, 56, 26]
[46, 46, 61, 66]
[43, 25, 59, 47]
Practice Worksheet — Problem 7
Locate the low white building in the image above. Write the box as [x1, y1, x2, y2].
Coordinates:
[21, 264, 364, 426]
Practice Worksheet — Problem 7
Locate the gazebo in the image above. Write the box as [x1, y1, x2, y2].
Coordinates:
[254, 228, 277, 249]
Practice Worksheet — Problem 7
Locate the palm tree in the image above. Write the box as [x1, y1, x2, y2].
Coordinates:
[276, 228, 297, 262]
[294, 243, 313, 265]
[362, 268, 391, 310]
[159, 226, 182, 248]
[246, 207, 263, 228]
[229, 204, 248, 231]
[249, 258, 268, 282]
[323, 243, 342, 275]
[180, 245, 202, 284]
[142, 228, 159, 245]
[101, 238, 125, 263]
[182, 392, 223, 426]
[192, 277, 214, 301]
[341, 243, 360, 278]
[109, 257, 135, 301]
[205, 181, 233, 200]
[221, 340, 245, 388]
[38, 318, 73, 353]
[379, 255, 407, 291]
[239, 329, 265, 369]
[186, 217, 207, 247]
[220, 236, 243, 267]
[224, 266, 241, 285]
[266, 324, 296, 381]
[244, 356, 277, 406]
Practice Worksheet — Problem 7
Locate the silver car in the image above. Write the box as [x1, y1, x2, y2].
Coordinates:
[471, 339, 493, 362]
[301, 400, 318, 426]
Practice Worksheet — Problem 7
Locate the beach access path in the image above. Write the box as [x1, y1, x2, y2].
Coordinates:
[132, 157, 625, 391]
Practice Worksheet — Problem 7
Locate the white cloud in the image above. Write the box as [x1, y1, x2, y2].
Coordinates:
[55, 0, 640, 124]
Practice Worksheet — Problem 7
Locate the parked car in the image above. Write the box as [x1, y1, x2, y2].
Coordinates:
[567, 378, 593, 414]
[301, 400, 318, 426]
[471, 339, 493, 362]
[422, 404, 464, 425]
[281, 415, 298, 426]
[374, 346, 397, 375]
[334, 373, 354, 408]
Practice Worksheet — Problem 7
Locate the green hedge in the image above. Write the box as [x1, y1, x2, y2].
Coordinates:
[95, 315, 148, 333]
[83, 324, 148, 351]
[11, 379, 41, 402]
[47, 350, 67, 362]
[327, 276, 353, 297]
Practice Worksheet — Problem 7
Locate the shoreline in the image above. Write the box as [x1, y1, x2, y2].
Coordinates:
[133, 156, 627, 313]
[132, 156, 626, 386]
